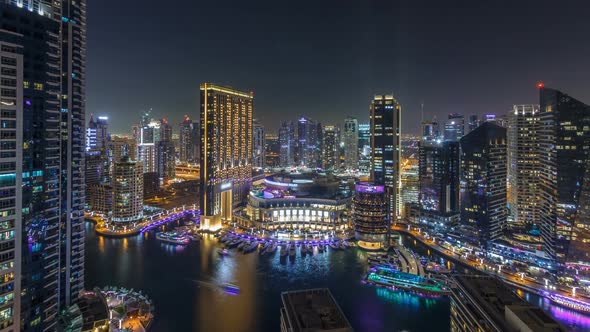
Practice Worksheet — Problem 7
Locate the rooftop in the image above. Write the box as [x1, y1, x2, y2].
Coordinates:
[453, 275, 567, 332]
[281, 288, 353, 332]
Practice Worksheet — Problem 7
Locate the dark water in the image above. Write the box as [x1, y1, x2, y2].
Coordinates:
[85, 222, 450, 332]
[84, 222, 590, 331]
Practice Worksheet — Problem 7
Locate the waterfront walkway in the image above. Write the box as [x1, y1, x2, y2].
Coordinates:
[93, 206, 198, 237]
[393, 224, 590, 304]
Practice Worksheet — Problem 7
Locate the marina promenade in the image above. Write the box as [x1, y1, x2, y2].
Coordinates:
[393, 224, 590, 310]
[91, 206, 198, 237]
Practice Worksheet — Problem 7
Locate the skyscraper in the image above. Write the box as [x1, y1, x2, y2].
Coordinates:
[112, 157, 144, 224]
[200, 83, 253, 230]
[0, 1, 86, 329]
[279, 121, 295, 167]
[85, 115, 109, 151]
[343, 117, 359, 170]
[322, 125, 339, 170]
[253, 120, 265, 169]
[370, 95, 402, 219]
[508, 105, 540, 229]
[421, 119, 440, 141]
[297, 116, 317, 167]
[467, 114, 480, 133]
[358, 123, 371, 174]
[264, 133, 280, 168]
[418, 140, 460, 227]
[537, 86, 590, 264]
[352, 183, 390, 250]
[460, 122, 507, 250]
[179, 114, 196, 164]
[444, 113, 464, 141]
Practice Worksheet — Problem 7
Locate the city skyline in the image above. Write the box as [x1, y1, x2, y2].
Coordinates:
[86, 0, 590, 135]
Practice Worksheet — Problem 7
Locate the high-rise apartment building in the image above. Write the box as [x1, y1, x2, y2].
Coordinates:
[508, 105, 540, 229]
[444, 113, 464, 141]
[538, 87, 590, 264]
[112, 157, 144, 224]
[253, 120, 265, 169]
[279, 121, 295, 167]
[352, 182, 390, 250]
[460, 122, 507, 249]
[297, 116, 317, 167]
[110, 135, 137, 163]
[85, 115, 109, 151]
[421, 120, 440, 141]
[370, 95, 401, 219]
[179, 115, 198, 164]
[467, 114, 479, 133]
[358, 123, 371, 174]
[0, 1, 87, 330]
[264, 134, 280, 168]
[418, 140, 460, 226]
[200, 84, 253, 230]
[343, 117, 358, 170]
[322, 125, 339, 170]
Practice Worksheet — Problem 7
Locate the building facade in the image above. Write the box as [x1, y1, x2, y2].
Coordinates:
[508, 104, 540, 229]
[297, 116, 317, 168]
[537, 87, 590, 264]
[279, 121, 295, 167]
[200, 83, 253, 230]
[112, 158, 144, 224]
[343, 117, 358, 170]
[253, 120, 265, 169]
[0, 1, 87, 330]
[243, 172, 350, 232]
[370, 95, 401, 219]
[322, 125, 339, 170]
[352, 182, 390, 250]
[444, 113, 464, 141]
[460, 122, 507, 250]
[418, 140, 460, 227]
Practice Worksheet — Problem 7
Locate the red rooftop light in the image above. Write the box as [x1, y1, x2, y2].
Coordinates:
[537, 82, 544, 89]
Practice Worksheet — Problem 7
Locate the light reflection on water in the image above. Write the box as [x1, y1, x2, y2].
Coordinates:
[84, 222, 590, 332]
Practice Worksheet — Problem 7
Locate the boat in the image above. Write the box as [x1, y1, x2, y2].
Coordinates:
[237, 240, 250, 251]
[547, 293, 590, 314]
[259, 242, 269, 255]
[266, 242, 278, 255]
[365, 265, 450, 296]
[222, 283, 240, 295]
[244, 241, 259, 254]
[329, 242, 340, 250]
[301, 244, 307, 256]
[218, 249, 230, 256]
[318, 243, 325, 253]
[343, 241, 350, 248]
[227, 239, 241, 248]
[307, 243, 313, 255]
[289, 244, 296, 258]
[339, 242, 346, 250]
[156, 231, 190, 245]
[280, 245, 288, 257]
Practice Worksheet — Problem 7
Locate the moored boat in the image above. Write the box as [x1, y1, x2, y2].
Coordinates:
[329, 242, 340, 250]
[156, 231, 190, 245]
[301, 244, 307, 256]
[267, 242, 278, 255]
[218, 248, 230, 256]
[244, 241, 259, 254]
[289, 243, 296, 258]
[280, 245, 288, 257]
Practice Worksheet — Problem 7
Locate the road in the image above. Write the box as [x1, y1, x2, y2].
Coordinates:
[393, 225, 590, 302]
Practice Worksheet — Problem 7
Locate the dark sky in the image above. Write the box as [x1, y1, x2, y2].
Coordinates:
[87, 0, 590, 135]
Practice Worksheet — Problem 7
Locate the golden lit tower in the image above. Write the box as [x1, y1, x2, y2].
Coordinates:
[200, 83, 254, 230]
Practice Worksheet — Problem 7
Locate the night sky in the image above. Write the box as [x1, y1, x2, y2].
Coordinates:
[87, 0, 590, 135]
